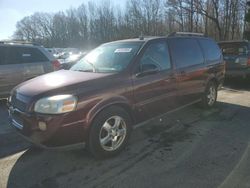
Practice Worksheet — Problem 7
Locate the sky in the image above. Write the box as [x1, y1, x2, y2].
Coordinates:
[0, 0, 125, 40]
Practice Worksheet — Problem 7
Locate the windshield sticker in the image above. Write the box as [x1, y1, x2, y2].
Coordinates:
[114, 48, 132, 53]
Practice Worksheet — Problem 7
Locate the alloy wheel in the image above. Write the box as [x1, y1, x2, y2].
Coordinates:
[207, 85, 216, 106]
[99, 116, 127, 151]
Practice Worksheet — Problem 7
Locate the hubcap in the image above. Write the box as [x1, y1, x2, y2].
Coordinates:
[99, 116, 127, 151]
[207, 86, 216, 106]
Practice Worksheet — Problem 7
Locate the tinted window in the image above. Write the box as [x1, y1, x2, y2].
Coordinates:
[6, 47, 23, 64]
[169, 38, 204, 68]
[5, 46, 48, 65]
[21, 47, 48, 63]
[199, 39, 221, 61]
[139, 41, 171, 71]
[0, 47, 7, 65]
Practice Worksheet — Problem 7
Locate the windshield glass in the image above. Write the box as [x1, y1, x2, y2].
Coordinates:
[70, 42, 142, 73]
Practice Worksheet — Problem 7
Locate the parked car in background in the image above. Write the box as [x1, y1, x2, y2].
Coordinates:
[218, 40, 250, 79]
[46, 48, 60, 57]
[0, 41, 60, 98]
[8, 33, 224, 158]
[58, 51, 71, 59]
[60, 52, 87, 70]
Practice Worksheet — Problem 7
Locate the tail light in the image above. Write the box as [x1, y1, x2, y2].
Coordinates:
[52, 60, 61, 70]
[247, 58, 250, 67]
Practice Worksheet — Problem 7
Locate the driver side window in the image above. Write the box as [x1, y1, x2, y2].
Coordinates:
[139, 41, 171, 72]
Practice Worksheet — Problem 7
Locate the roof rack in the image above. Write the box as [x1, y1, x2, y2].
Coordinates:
[0, 40, 41, 46]
[168, 32, 205, 37]
[218, 40, 248, 43]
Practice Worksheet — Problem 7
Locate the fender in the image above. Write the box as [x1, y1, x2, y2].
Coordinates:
[205, 73, 217, 85]
[85, 95, 135, 128]
[205, 63, 225, 88]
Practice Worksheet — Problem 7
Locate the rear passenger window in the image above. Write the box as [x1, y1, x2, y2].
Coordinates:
[21, 47, 48, 63]
[168, 38, 204, 68]
[140, 41, 171, 71]
[6, 47, 23, 64]
[5, 47, 48, 65]
[199, 39, 221, 61]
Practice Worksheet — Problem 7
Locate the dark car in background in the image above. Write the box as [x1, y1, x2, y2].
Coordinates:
[0, 41, 60, 99]
[8, 33, 224, 158]
[218, 40, 250, 79]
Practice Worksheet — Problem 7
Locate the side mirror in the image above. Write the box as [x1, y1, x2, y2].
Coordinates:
[136, 63, 160, 77]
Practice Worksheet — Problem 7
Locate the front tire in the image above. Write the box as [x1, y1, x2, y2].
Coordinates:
[202, 81, 217, 108]
[88, 106, 132, 158]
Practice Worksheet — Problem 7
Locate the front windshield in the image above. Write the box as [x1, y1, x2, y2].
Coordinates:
[70, 42, 142, 73]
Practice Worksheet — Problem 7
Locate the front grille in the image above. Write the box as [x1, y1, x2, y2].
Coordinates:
[11, 93, 28, 112]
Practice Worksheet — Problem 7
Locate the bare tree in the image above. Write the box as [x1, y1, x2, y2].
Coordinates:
[13, 0, 249, 48]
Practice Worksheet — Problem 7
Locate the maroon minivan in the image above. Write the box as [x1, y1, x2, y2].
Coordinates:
[8, 32, 225, 158]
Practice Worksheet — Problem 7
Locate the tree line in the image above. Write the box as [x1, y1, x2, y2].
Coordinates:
[14, 0, 249, 49]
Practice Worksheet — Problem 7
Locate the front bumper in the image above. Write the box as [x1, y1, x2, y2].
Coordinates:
[8, 107, 88, 149]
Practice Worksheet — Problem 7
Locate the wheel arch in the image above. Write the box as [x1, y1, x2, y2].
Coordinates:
[206, 75, 219, 89]
[86, 97, 135, 130]
[209, 77, 219, 86]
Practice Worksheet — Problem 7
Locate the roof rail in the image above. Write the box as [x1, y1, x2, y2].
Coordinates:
[0, 40, 41, 46]
[218, 40, 248, 43]
[168, 32, 205, 37]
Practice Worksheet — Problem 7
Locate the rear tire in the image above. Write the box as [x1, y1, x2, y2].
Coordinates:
[88, 106, 132, 158]
[202, 81, 217, 108]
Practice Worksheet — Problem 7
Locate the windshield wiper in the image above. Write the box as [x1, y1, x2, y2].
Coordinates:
[74, 69, 94, 72]
[85, 60, 97, 72]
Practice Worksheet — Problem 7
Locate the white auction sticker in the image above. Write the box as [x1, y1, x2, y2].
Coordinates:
[114, 48, 132, 53]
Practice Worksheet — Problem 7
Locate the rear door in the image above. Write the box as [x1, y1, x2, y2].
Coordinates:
[168, 37, 206, 106]
[199, 38, 224, 84]
[0, 46, 25, 97]
[21, 47, 50, 80]
[132, 40, 177, 121]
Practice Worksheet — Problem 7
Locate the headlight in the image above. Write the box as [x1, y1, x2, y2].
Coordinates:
[34, 95, 77, 114]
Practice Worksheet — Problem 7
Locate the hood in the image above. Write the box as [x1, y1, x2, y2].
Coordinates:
[16, 70, 112, 97]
